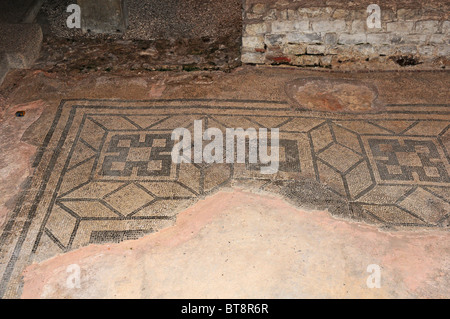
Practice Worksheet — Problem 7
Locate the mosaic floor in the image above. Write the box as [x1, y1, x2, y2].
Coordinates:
[0, 98, 449, 297]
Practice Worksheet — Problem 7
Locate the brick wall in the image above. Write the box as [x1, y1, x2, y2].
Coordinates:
[241, 0, 450, 69]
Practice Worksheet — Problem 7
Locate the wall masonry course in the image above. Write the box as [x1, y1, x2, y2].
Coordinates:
[400, 34, 428, 44]
[338, 33, 367, 45]
[323, 33, 338, 45]
[242, 36, 265, 50]
[397, 8, 422, 21]
[245, 23, 268, 35]
[351, 20, 369, 33]
[437, 45, 450, 57]
[306, 45, 326, 55]
[272, 20, 309, 33]
[265, 33, 286, 46]
[311, 20, 347, 33]
[429, 34, 447, 44]
[286, 32, 322, 44]
[297, 7, 333, 18]
[241, 1, 450, 68]
[442, 21, 450, 33]
[366, 33, 392, 45]
[397, 45, 418, 55]
[414, 21, 439, 34]
[283, 43, 307, 55]
[386, 21, 414, 33]
[418, 46, 436, 56]
[241, 52, 265, 64]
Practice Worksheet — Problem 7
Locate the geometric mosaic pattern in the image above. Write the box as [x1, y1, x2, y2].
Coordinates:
[0, 99, 449, 298]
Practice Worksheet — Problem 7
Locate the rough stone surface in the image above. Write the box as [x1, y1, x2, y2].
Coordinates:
[311, 20, 347, 33]
[77, 0, 128, 34]
[0, 23, 43, 85]
[0, 0, 39, 23]
[285, 77, 381, 112]
[338, 33, 367, 45]
[0, 54, 9, 85]
[0, 24, 43, 69]
[306, 45, 326, 55]
[37, 0, 242, 72]
[42, 0, 242, 40]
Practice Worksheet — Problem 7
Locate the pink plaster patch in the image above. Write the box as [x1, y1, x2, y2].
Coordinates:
[21, 190, 449, 299]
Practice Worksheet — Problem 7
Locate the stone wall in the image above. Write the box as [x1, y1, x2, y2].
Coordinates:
[241, 0, 450, 69]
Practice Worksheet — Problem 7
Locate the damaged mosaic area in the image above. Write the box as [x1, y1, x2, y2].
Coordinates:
[0, 99, 449, 298]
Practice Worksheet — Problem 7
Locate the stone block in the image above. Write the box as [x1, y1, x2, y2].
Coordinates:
[417, 46, 436, 56]
[387, 21, 414, 33]
[241, 52, 265, 64]
[348, 9, 367, 20]
[242, 36, 265, 50]
[353, 44, 376, 56]
[279, 9, 299, 20]
[319, 55, 333, 67]
[325, 46, 339, 55]
[401, 34, 428, 44]
[306, 45, 326, 55]
[324, 33, 338, 45]
[297, 7, 333, 18]
[311, 20, 346, 33]
[252, 3, 266, 15]
[245, 22, 268, 35]
[415, 21, 439, 34]
[286, 32, 322, 44]
[332, 9, 349, 19]
[367, 33, 392, 45]
[338, 33, 367, 45]
[437, 45, 450, 56]
[381, 9, 396, 22]
[291, 55, 321, 66]
[265, 34, 286, 46]
[272, 20, 309, 33]
[351, 20, 367, 33]
[283, 44, 307, 55]
[443, 21, 450, 33]
[397, 45, 418, 55]
[397, 8, 422, 20]
[376, 44, 395, 56]
[429, 34, 446, 44]
[263, 9, 277, 21]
